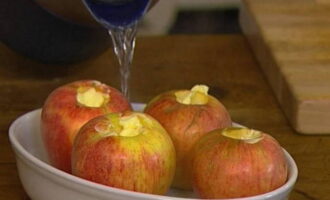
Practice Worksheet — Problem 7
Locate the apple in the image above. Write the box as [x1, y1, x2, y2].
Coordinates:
[192, 127, 288, 199]
[71, 112, 176, 195]
[41, 80, 131, 173]
[144, 85, 232, 190]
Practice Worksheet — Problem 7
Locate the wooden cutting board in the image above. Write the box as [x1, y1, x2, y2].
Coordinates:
[240, 0, 330, 134]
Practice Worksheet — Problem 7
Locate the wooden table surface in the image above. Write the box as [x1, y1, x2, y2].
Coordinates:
[0, 35, 329, 200]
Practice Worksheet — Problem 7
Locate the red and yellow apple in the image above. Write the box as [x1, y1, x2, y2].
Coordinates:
[71, 112, 176, 194]
[192, 127, 288, 199]
[144, 85, 232, 190]
[41, 80, 131, 173]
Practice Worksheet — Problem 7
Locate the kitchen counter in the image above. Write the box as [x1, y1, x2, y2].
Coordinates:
[0, 35, 329, 200]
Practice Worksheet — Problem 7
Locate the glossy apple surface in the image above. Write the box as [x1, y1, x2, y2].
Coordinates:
[192, 127, 288, 198]
[71, 112, 176, 195]
[144, 85, 232, 190]
[41, 80, 131, 173]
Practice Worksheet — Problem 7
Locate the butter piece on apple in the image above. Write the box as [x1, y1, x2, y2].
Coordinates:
[119, 115, 145, 137]
[95, 113, 152, 138]
[77, 87, 109, 108]
[222, 127, 264, 144]
[175, 85, 209, 105]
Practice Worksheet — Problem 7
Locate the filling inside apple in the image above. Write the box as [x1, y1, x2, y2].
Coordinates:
[96, 113, 152, 137]
[175, 85, 209, 105]
[221, 127, 263, 144]
[77, 87, 109, 108]
[118, 114, 146, 137]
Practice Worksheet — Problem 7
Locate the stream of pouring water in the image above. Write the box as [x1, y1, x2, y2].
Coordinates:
[108, 24, 137, 100]
[82, 0, 151, 100]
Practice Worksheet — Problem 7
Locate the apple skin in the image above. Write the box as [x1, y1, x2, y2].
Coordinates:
[71, 112, 176, 195]
[144, 89, 232, 190]
[192, 127, 288, 199]
[41, 80, 131, 173]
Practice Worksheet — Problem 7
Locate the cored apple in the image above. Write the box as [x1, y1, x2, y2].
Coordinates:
[41, 80, 131, 173]
[144, 85, 232, 190]
[71, 112, 176, 195]
[192, 127, 288, 198]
